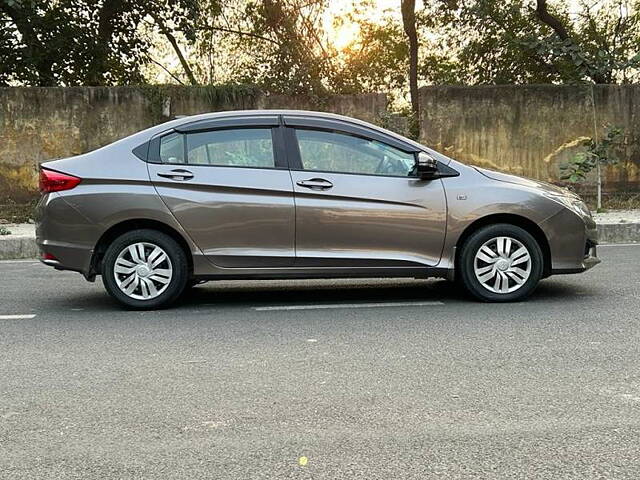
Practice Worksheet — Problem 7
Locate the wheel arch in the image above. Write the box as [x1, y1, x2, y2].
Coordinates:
[90, 219, 194, 277]
[455, 213, 552, 277]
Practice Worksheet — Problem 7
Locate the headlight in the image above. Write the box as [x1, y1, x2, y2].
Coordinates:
[549, 194, 592, 219]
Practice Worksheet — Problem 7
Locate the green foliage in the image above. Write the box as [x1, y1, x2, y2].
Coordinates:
[331, 15, 408, 94]
[0, 226, 11, 236]
[3, 0, 640, 96]
[0, 0, 200, 86]
[560, 126, 624, 182]
[140, 83, 262, 120]
[198, 83, 261, 107]
[427, 0, 640, 85]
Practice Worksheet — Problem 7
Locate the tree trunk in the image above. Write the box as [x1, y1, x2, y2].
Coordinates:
[84, 0, 127, 86]
[0, 3, 55, 86]
[401, 0, 420, 139]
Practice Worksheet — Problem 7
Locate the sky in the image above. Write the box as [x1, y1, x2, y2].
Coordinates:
[325, 0, 424, 49]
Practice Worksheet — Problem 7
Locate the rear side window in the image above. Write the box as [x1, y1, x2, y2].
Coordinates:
[159, 128, 276, 168]
[188, 128, 275, 167]
[159, 133, 185, 164]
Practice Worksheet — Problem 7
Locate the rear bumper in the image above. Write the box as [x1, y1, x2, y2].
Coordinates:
[35, 193, 97, 278]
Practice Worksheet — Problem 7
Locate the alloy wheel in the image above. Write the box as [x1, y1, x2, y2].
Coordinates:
[473, 236, 532, 294]
[113, 242, 173, 300]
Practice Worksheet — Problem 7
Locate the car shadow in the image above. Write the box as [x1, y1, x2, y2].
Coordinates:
[37, 277, 599, 312]
[175, 276, 600, 309]
[177, 278, 467, 308]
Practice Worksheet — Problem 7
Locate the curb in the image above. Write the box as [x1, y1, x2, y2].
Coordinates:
[0, 235, 40, 260]
[1, 222, 639, 261]
[597, 223, 640, 245]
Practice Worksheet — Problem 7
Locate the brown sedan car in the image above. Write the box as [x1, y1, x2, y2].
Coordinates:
[35, 110, 599, 309]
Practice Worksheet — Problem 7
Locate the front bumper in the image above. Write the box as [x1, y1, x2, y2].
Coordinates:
[539, 207, 600, 275]
[552, 239, 601, 274]
[582, 240, 601, 271]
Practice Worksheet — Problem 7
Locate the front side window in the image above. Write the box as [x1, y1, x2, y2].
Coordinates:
[295, 129, 416, 177]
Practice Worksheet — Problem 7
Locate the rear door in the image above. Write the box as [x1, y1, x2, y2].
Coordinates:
[148, 116, 295, 268]
[283, 116, 447, 268]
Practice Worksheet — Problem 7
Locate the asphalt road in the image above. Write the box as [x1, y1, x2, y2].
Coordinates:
[1, 245, 640, 479]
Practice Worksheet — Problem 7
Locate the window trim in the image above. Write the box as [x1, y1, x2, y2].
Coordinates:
[175, 115, 279, 133]
[150, 125, 288, 169]
[286, 126, 421, 179]
[282, 115, 419, 154]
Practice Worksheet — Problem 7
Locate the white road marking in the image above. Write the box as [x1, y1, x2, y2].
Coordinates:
[0, 314, 36, 320]
[254, 301, 444, 311]
[599, 243, 640, 247]
[0, 259, 39, 264]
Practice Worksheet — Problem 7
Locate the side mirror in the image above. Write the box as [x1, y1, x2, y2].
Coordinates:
[415, 152, 438, 179]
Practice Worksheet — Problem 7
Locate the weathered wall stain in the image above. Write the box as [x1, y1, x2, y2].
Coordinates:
[419, 84, 640, 191]
[0, 163, 37, 204]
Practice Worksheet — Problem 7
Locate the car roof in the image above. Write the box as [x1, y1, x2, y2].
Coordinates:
[138, 109, 427, 153]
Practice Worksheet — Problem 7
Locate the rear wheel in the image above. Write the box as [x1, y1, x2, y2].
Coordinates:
[102, 229, 189, 309]
[458, 224, 543, 302]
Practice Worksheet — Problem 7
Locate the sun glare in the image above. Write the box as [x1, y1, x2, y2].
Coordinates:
[330, 22, 361, 50]
[324, 0, 423, 51]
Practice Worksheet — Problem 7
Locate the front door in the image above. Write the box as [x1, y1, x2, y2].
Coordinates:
[148, 124, 295, 268]
[286, 125, 447, 267]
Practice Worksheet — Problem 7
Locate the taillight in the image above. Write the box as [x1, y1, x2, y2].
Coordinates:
[39, 168, 81, 193]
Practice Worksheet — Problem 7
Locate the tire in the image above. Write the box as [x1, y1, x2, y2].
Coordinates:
[101, 229, 189, 309]
[457, 224, 544, 302]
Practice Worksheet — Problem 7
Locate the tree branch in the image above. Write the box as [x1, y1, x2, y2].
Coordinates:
[146, 56, 186, 85]
[534, 0, 608, 83]
[199, 24, 281, 46]
[535, 0, 570, 40]
[150, 12, 198, 86]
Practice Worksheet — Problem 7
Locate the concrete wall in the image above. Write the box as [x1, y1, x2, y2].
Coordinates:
[0, 86, 387, 213]
[2, 84, 640, 219]
[419, 85, 640, 191]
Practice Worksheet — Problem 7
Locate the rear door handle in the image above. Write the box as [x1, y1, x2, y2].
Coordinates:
[157, 169, 194, 181]
[296, 178, 333, 190]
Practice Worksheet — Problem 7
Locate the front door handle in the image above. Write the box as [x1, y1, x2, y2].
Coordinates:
[296, 178, 333, 190]
[157, 169, 194, 181]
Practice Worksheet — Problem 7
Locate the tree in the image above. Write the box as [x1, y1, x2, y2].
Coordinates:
[230, 0, 334, 94]
[401, 0, 420, 137]
[330, 13, 408, 95]
[561, 125, 624, 209]
[431, 0, 640, 85]
[0, 0, 200, 86]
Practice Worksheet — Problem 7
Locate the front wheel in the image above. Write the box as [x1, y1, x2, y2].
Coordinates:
[102, 229, 189, 309]
[458, 224, 544, 302]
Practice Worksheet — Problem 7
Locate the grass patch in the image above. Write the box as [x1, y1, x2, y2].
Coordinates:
[581, 192, 640, 211]
[0, 199, 37, 223]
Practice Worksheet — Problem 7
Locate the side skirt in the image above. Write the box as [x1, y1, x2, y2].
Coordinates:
[193, 267, 451, 281]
